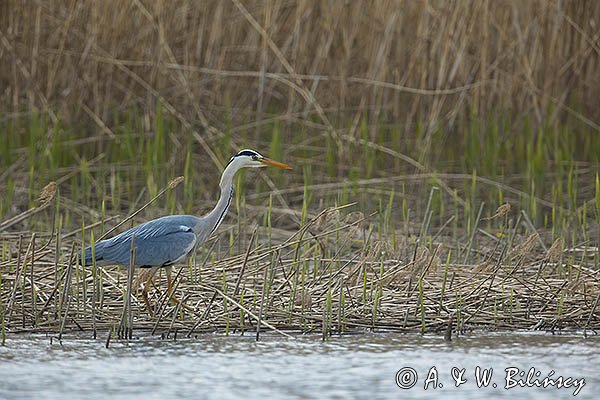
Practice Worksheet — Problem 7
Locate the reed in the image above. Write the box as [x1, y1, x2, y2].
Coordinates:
[0, 196, 597, 339]
[0, 0, 598, 340]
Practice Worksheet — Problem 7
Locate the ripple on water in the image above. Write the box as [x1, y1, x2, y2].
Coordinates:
[0, 332, 598, 400]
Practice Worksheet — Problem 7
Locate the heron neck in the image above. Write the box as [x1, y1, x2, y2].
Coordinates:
[202, 162, 238, 236]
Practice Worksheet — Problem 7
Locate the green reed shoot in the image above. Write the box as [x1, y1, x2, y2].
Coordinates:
[557, 291, 565, 316]
[455, 290, 463, 333]
[372, 284, 382, 332]
[439, 251, 451, 309]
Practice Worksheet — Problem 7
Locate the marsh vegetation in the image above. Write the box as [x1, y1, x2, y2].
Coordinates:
[0, 1, 599, 340]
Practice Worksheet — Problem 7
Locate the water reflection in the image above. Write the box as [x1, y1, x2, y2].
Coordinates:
[0, 332, 598, 399]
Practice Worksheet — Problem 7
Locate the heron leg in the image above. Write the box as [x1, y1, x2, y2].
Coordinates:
[139, 267, 159, 317]
[164, 267, 196, 314]
[166, 266, 179, 305]
[141, 285, 154, 317]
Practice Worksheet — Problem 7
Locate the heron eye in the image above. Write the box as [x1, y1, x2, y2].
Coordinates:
[252, 155, 258, 161]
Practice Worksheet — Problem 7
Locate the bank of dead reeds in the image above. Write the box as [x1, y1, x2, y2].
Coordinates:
[0, 201, 598, 340]
[0, 0, 599, 340]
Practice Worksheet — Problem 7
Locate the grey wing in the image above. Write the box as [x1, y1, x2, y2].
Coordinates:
[93, 221, 197, 267]
[131, 229, 197, 266]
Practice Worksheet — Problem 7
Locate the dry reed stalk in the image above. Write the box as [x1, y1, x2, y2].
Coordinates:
[98, 177, 184, 241]
[444, 313, 454, 341]
[29, 233, 36, 326]
[1, 234, 23, 322]
[105, 326, 113, 348]
[166, 296, 187, 339]
[211, 285, 293, 339]
[91, 236, 97, 339]
[1, 211, 598, 337]
[62, 216, 120, 240]
[584, 290, 600, 338]
[37, 263, 69, 321]
[462, 202, 485, 264]
[0, 198, 51, 232]
[520, 210, 548, 252]
[233, 228, 257, 297]
[511, 232, 540, 263]
[546, 238, 563, 263]
[1, 0, 598, 141]
[58, 242, 76, 341]
[150, 265, 201, 335]
[121, 234, 136, 339]
[186, 290, 217, 338]
[256, 266, 268, 341]
[53, 220, 61, 316]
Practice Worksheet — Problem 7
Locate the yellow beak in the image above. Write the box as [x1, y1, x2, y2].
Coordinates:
[260, 157, 293, 170]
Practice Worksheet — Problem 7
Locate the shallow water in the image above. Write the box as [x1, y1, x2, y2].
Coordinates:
[0, 331, 598, 399]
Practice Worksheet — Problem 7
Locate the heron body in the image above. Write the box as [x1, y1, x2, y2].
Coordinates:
[81, 149, 291, 314]
[84, 214, 202, 268]
[83, 149, 290, 268]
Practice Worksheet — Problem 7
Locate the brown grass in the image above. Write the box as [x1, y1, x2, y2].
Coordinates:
[1, 0, 599, 340]
[1, 0, 599, 135]
[1, 215, 598, 339]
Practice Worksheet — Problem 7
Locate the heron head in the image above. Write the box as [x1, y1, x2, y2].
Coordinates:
[230, 149, 292, 170]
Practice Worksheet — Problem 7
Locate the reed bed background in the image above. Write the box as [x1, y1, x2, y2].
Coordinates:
[0, 0, 599, 339]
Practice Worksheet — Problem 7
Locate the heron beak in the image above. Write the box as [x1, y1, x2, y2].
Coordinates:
[260, 157, 293, 170]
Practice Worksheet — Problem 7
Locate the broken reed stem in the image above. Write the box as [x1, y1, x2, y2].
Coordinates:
[54, 221, 60, 317]
[105, 325, 113, 348]
[166, 298, 185, 339]
[91, 233, 97, 339]
[151, 266, 199, 336]
[58, 242, 77, 341]
[97, 177, 183, 241]
[419, 186, 438, 241]
[186, 290, 217, 338]
[234, 227, 257, 297]
[128, 236, 135, 339]
[583, 290, 600, 338]
[30, 233, 36, 327]
[63, 216, 119, 240]
[2, 234, 23, 322]
[337, 278, 343, 335]
[462, 244, 507, 325]
[462, 202, 485, 264]
[0, 202, 51, 232]
[1, 197, 598, 337]
[119, 234, 136, 339]
[521, 210, 548, 252]
[256, 266, 269, 341]
[210, 286, 293, 339]
[37, 265, 69, 321]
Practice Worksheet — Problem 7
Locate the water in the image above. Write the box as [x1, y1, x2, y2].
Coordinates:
[0, 332, 598, 399]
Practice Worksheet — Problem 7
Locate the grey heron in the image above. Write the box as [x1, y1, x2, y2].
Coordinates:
[82, 149, 292, 314]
